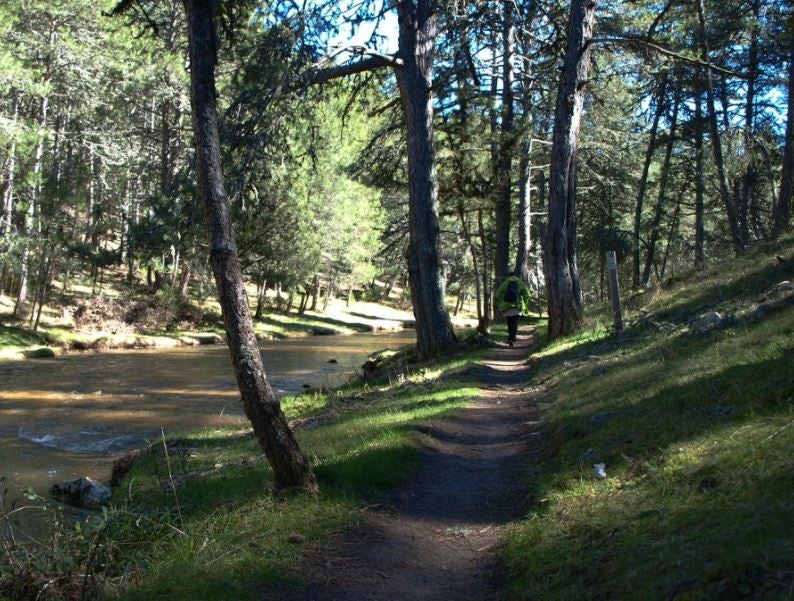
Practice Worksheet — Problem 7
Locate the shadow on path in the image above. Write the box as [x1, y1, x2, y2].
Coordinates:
[261, 329, 540, 601]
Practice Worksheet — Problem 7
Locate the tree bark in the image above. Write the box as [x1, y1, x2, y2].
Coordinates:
[642, 83, 680, 286]
[543, 0, 596, 338]
[458, 203, 485, 332]
[632, 78, 666, 287]
[659, 189, 682, 281]
[477, 208, 492, 329]
[494, 0, 516, 288]
[15, 89, 50, 318]
[514, 136, 532, 281]
[183, 0, 316, 491]
[696, 0, 745, 251]
[739, 0, 760, 242]
[394, 0, 456, 357]
[1, 94, 19, 238]
[773, 27, 794, 236]
[694, 91, 706, 268]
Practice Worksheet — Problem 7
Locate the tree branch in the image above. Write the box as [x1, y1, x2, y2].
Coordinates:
[591, 36, 746, 79]
[303, 52, 402, 87]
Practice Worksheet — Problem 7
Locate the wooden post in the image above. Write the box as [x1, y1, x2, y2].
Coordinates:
[606, 251, 623, 336]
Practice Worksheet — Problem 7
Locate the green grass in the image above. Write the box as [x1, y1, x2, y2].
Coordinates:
[503, 236, 794, 600]
[0, 325, 54, 360]
[252, 312, 362, 338]
[0, 325, 45, 350]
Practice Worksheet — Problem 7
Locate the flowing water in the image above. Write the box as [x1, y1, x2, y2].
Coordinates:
[0, 330, 415, 515]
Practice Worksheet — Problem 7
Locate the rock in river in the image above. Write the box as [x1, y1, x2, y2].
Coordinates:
[22, 346, 55, 358]
[50, 476, 112, 508]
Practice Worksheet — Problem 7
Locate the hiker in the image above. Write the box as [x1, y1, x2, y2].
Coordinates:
[495, 271, 531, 346]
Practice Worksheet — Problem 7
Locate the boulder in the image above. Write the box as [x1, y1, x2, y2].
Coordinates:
[22, 346, 55, 359]
[50, 477, 111, 508]
[311, 327, 336, 336]
[691, 311, 723, 332]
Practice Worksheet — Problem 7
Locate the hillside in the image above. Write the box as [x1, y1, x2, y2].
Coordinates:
[504, 235, 794, 599]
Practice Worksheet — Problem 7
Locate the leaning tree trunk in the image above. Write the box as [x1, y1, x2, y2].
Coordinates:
[773, 29, 794, 236]
[694, 91, 706, 268]
[642, 83, 680, 287]
[394, 0, 456, 357]
[183, 0, 316, 491]
[632, 77, 666, 287]
[696, 0, 744, 251]
[542, 0, 596, 338]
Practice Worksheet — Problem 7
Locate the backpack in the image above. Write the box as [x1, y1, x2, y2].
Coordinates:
[504, 279, 519, 304]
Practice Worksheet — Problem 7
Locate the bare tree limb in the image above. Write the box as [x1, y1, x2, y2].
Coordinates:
[303, 52, 402, 86]
[591, 36, 746, 78]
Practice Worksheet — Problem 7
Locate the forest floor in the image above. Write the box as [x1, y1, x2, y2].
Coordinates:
[261, 331, 540, 601]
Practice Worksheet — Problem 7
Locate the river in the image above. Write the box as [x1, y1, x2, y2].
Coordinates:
[0, 330, 415, 509]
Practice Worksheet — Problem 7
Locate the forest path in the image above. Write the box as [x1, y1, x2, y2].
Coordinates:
[263, 328, 541, 601]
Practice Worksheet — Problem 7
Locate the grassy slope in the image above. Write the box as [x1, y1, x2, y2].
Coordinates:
[94, 350, 484, 601]
[504, 236, 794, 600]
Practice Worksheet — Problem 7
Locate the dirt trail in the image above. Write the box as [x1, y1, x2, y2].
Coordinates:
[263, 329, 541, 601]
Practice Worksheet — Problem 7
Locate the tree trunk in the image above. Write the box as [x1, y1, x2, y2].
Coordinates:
[32, 251, 53, 333]
[695, 91, 706, 269]
[458, 203, 485, 332]
[642, 83, 680, 287]
[322, 277, 333, 311]
[696, 0, 745, 251]
[255, 278, 267, 319]
[477, 208, 492, 330]
[127, 175, 140, 282]
[542, 0, 595, 338]
[632, 78, 666, 287]
[494, 0, 515, 288]
[183, 0, 316, 491]
[773, 29, 794, 236]
[394, 0, 456, 357]
[178, 261, 191, 296]
[739, 0, 760, 242]
[659, 189, 682, 281]
[515, 136, 532, 281]
[310, 274, 319, 311]
[1, 94, 19, 237]
[15, 90, 50, 318]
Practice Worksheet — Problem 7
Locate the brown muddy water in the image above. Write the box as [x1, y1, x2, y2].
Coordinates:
[0, 330, 415, 524]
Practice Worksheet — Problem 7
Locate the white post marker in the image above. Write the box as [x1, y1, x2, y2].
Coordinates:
[606, 251, 623, 336]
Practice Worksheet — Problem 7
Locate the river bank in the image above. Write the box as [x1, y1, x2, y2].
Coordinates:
[3, 333, 491, 601]
[0, 329, 420, 542]
[0, 293, 474, 361]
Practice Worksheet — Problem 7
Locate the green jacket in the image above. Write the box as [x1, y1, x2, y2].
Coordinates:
[495, 275, 531, 314]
